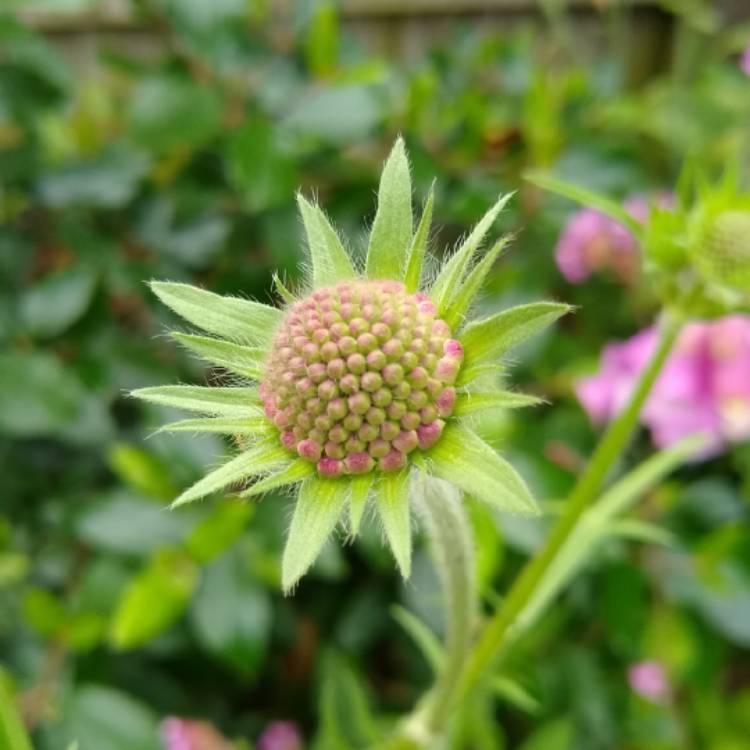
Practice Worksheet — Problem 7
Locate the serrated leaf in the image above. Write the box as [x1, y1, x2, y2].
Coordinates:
[282, 478, 348, 592]
[428, 423, 538, 516]
[430, 192, 513, 312]
[375, 470, 412, 578]
[391, 605, 443, 674]
[297, 194, 357, 286]
[241, 458, 315, 498]
[442, 237, 510, 329]
[365, 138, 412, 279]
[172, 332, 265, 379]
[157, 415, 271, 435]
[524, 169, 644, 238]
[454, 391, 543, 416]
[460, 302, 571, 369]
[172, 442, 291, 507]
[131, 385, 261, 416]
[348, 473, 374, 537]
[404, 185, 435, 293]
[150, 281, 281, 345]
[110, 549, 198, 649]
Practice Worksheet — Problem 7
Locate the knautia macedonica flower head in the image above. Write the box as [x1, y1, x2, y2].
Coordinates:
[133, 139, 570, 591]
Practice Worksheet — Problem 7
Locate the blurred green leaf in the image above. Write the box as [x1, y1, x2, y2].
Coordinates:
[77, 490, 196, 555]
[518, 717, 573, 750]
[0, 668, 33, 750]
[282, 85, 382, 143]
[38, 146, 149, 208]
[111, 548, 198, 649]
[130, 76, 223, 153]
[55, 685, 160, 750]
[185, 498, 254, 563]
[19, 266, 96, 338]
[226, 117, 297, 212]
[107, 443, 177, 501]
[314, 652, 379, 750]
[190, 546, 272, 674]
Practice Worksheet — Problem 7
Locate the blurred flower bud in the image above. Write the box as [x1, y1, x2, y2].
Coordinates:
[742, 43, 750, 76]
[161, 718, 232, 750]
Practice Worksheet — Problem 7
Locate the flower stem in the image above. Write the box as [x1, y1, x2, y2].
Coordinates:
[384, 476, 477, 748]
[453, 311, 684, 705]
[418, 477, 477, 733]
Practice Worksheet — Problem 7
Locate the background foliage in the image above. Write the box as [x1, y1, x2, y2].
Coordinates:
[2, 1, 750, 748]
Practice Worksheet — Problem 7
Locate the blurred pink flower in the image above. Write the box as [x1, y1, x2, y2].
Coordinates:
[555, 207, 639, 283]
[576, 316, 750, 457]
[742, 44, 750, 76]
[628, 660, 669, 703]
[161, 718, 232, 750]
[257, 721, 303, 750]
[555, 195, 673, 284]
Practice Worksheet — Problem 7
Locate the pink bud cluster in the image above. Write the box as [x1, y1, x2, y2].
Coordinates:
[260, 280, 463, 476]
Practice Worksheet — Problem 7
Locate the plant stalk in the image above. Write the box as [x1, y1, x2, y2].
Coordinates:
[452, 311, 684, 706]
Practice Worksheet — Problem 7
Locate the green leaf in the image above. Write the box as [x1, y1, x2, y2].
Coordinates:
[172, 332, 265, 380]
[365, 138, 413, 280]
[441, 237, 510, 329]
[77, 490, 196, 555]
[0, 674, 33, 750]
[282, 478, 348, 592]
[315, 653, 380, 749]
[190, 547, 272, 674]
[131, 75, 222, 154]
[20, 266, 97, 339]
[454, 391, 543, 416]
[348, 473, 374, 537]
[404, 184, 435, 293]
[226, 117, 297, 212]
[131, 385, 261, 416]
[241, 458, 316, 498]
[272, 272, 297, 304]
[490, 676, 541, 715]
[107, 443, 176, 500]
[56, 686, 160, 750]
[375, 470, 412, 578]
[172, 442, 291, 507]
[524, 169, 644, 238]
[296, 193, 357, 286]
[157, 415, 270, 435]
[185, 499, 254, 563]
[430, 192, 513, 313]
[428, 423, 538, 516]
[459, 302, 571, 370]
[149, 281, 281, 345]
[391, 605, 443, 674]
[110, 549, 198, 649]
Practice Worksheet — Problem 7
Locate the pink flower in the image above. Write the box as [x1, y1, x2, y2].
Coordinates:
[555, 208, 639, 283]
[741, 44, 750, 76]
[628, 660, 669, 703]
[555, 195, 673, 284]
[576, 316, 750, 457]
[257, 721, 303, 750]
[161, 718, 232, 750]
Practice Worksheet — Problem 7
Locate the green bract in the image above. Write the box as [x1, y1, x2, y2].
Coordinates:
[133, 139, 569, 592]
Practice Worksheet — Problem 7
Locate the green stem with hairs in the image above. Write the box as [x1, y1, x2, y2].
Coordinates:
[453, 310, 684, 708]
[382, 477, 477, 749]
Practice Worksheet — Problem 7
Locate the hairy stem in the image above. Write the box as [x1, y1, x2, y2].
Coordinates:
[454, 311, 684, 704]
[383, 476, 477, 748]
